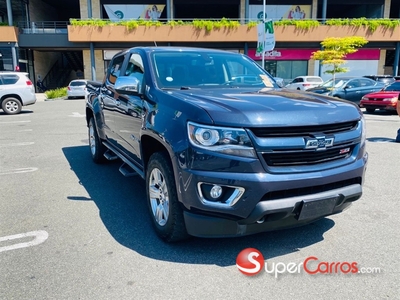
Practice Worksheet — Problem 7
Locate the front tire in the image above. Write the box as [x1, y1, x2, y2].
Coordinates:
[88, 117, 107, 163]
[1, 97, 22, 115]
[146, 152, 188, 242]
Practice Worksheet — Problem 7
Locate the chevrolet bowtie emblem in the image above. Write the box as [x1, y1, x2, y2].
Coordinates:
[305, 136, 334, 150]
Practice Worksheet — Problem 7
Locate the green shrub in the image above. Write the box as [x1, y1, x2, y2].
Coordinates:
[69, 18, 400, 32]
[45, 87, 67, 99]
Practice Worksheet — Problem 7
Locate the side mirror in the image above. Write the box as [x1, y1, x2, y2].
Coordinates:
[273, 77, 284, 88]
[115, 76, 141, 95]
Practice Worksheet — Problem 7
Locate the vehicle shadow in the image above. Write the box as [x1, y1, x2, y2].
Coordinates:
[0, 110, 33, 116]
[62, 145, 335, 266]
[367, 137, 397, 143]
[362, 110, 398, 116]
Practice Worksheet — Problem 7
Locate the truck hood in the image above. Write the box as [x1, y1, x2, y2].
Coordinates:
[170, 88, 361, 126]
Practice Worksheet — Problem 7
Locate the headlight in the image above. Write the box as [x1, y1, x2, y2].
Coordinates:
[361, 96, 368, 100]
[187, 122, 256, 158]
[382, 97, 397, 103]
[360, 116, 366, 145]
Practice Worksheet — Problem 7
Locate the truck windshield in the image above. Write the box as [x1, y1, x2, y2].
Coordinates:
[151, 51, 277, 89]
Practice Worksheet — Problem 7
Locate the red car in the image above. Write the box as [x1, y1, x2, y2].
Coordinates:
[360, 81, 400, 113]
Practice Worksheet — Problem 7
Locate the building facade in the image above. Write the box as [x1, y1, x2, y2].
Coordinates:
[1, 0, 399, 89]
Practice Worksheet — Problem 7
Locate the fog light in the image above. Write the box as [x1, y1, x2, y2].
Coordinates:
[197, 182, 245, 207]
[210, 185, 223, 199]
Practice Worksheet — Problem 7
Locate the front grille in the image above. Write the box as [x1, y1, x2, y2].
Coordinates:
[250, 121, 358, 137]
[262, 177, 362, 201]
[249, 120, 360, 168]
[263, 144, 355, 166]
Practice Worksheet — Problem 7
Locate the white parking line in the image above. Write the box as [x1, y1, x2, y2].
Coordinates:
[0, 120, 31, 124]
[0, 167, 38, 176]
[0, 142, 35, 148]
[18, 129, 33, 132]
[0, 231, 49, 253]
[69, 112, 85, 117]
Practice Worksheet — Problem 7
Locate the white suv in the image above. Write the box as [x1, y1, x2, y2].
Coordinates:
[285, 76, 324, 91]
[0, 72, 37, 115]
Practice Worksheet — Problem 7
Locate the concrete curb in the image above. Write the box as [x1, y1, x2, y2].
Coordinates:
[35, 93, 48, 102]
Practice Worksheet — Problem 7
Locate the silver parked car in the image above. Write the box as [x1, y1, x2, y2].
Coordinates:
[0, 71, 37, 115]
[67, 79, 88, 99]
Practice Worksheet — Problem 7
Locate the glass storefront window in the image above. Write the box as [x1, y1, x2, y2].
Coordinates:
[256, 60, 308, 86]
[0, 48, 13, 71]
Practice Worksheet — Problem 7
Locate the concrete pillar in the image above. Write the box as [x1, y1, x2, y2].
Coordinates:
[378, 50, 386, 75]
[80, 0, 100, 19]
[383, 0, 391, 18]
[240, 0, 245, 24]
[308, 59, 316, 76]
[311, 0, 318, 19]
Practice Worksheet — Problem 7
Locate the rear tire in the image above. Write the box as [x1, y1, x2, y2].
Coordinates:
[146, 152, 188, 242]
[88, 117, 107, 164]
[1, 97, 22, 115]
[366, 108, 375, 113]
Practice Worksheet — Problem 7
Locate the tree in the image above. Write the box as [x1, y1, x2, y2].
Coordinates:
[311, 36, 368, 82]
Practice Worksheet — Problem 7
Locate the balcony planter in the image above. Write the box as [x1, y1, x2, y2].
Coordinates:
[275, 25, 400, 42]
[68, 24, 400, 43]
[0, 26, 18, 42]
[68, 25, 257, 43]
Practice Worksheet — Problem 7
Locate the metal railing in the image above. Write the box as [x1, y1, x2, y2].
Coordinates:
[18, 21, 69, 34]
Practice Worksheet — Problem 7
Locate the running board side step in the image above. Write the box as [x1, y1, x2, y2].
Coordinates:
[104, 149, 118, 161]
[102, 141, 145, 179]
[119, 163, 139, 177]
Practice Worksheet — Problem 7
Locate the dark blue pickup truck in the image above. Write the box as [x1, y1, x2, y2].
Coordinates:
[85, 46, 368, 242]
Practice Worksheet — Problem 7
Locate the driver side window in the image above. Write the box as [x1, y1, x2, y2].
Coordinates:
[346, 80, 360, 89]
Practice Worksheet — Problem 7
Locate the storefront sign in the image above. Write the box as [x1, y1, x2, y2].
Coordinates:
[247, 49, 380, 61]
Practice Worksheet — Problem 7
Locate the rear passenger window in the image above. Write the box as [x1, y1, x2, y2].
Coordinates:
[70, 81, 86, 86]
[1, 75, 19, 85]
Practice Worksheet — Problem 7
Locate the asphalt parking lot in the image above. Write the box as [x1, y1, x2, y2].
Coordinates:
[0, 97, 399, 299]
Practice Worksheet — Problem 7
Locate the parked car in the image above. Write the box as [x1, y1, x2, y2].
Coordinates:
[285, 76, 324, 91]
[0, 71, 36, 115]
[363, 75, 395, 86]
[307, 76, 385, 105]
[67, 79, 88, 99]
[360, 80, 400, 113]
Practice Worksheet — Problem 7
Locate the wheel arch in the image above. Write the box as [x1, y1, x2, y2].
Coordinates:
[1, 94, 23, 104]
[86, 94, 107, 140]
[141, 134, 172, 175]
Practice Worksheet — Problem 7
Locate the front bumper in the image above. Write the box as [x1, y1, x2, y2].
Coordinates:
[175, 145, 367, 237]
[360, 100, 397, 110]
[184, 184, 361, 237]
